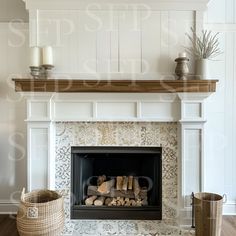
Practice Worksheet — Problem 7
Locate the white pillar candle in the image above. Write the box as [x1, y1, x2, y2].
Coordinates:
[42, 46, 53, 65]
[178, 52, 187, 58]
[30, 46, 41, 67]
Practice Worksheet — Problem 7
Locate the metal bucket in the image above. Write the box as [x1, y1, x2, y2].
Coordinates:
[194, 192, 223, 236]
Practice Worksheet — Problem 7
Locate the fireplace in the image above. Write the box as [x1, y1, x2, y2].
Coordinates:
[71, 146, 162, 220]
[21, 86, 212, 230]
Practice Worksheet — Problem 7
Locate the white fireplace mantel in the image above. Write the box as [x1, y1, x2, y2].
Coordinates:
[23, 91, 212, 225]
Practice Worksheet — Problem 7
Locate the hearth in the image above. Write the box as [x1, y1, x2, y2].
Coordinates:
[71, 146, 162, 220]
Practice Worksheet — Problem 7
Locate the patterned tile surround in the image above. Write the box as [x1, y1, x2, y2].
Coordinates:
[55, 122, 194, 236]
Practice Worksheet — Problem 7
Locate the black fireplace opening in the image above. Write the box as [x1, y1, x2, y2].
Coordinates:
[71, 146, 162, 220]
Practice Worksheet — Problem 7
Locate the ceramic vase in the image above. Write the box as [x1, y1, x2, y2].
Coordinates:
[196, 59, 208, 79]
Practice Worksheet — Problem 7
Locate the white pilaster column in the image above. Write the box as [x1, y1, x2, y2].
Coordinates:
[177, 92, 211, 225]
[25, 94, 55, 191]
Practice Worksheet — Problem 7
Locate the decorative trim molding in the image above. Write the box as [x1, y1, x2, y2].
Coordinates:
[0, 201, 19, 214]
[205, 23, 236, 32]
[179, 202, 236, 225]
[21, 92, 218, 123]
[223, 202, 236, 215]
[24, 93, 180, 122]
[23, 0, 210, 11]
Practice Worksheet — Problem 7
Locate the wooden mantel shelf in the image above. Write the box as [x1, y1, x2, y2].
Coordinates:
[13, 79, 218, 93]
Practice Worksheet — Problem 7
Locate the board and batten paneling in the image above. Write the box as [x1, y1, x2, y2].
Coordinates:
[183, 129, 201, 207]
[119, 10, 141, 73]
[37, 10, 194, 77]
[28, 127, 48, 189]
[141, 11, 162, 74]
[204, 0, 236, 214]
[96, 11, 119, 73]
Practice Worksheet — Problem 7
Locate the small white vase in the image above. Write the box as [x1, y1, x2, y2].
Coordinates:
[196, 59, 208, 79]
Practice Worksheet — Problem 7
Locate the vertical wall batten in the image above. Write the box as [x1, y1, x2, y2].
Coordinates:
[140, 10, 143, 73]
[29, 10, 38, 46]
[141, 11, 162, 75]
[119, 10, 142, 73]
[160, 11, 169, 76]
[118, 11, 120, 72]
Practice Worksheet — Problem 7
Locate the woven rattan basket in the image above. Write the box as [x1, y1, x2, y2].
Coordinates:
[17, 188, 64, 236]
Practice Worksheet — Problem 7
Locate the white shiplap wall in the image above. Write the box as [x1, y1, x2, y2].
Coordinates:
[205, 0, 236, 214]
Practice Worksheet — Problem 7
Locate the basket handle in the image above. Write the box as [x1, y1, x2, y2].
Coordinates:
[21, 188, 25, 201]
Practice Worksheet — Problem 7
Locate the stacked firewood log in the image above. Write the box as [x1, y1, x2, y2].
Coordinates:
[84, 175, 149, 207]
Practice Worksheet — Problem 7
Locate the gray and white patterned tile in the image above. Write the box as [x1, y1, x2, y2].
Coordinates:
[72, 220, 195, 236]
[55, 122, 180, 235]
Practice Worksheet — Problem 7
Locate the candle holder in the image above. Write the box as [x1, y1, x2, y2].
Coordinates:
[41, 64, 54, 79]
[175, 57, 189, 80]
[30, 66, 41, 79]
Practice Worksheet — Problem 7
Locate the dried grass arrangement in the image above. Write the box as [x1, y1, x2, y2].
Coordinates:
[185, 27, 222, 60]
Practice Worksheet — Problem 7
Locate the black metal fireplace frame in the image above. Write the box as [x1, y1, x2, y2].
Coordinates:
[71, 146, 162, 220]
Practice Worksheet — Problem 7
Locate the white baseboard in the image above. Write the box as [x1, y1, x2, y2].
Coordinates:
[178, 207, 193, 226]
[223, 202, 236, 215]
[0, 201, 19, 214]
[179, 203, 236, 226]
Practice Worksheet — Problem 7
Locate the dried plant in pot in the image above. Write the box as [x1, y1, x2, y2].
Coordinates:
[185, 27, 222, 79]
